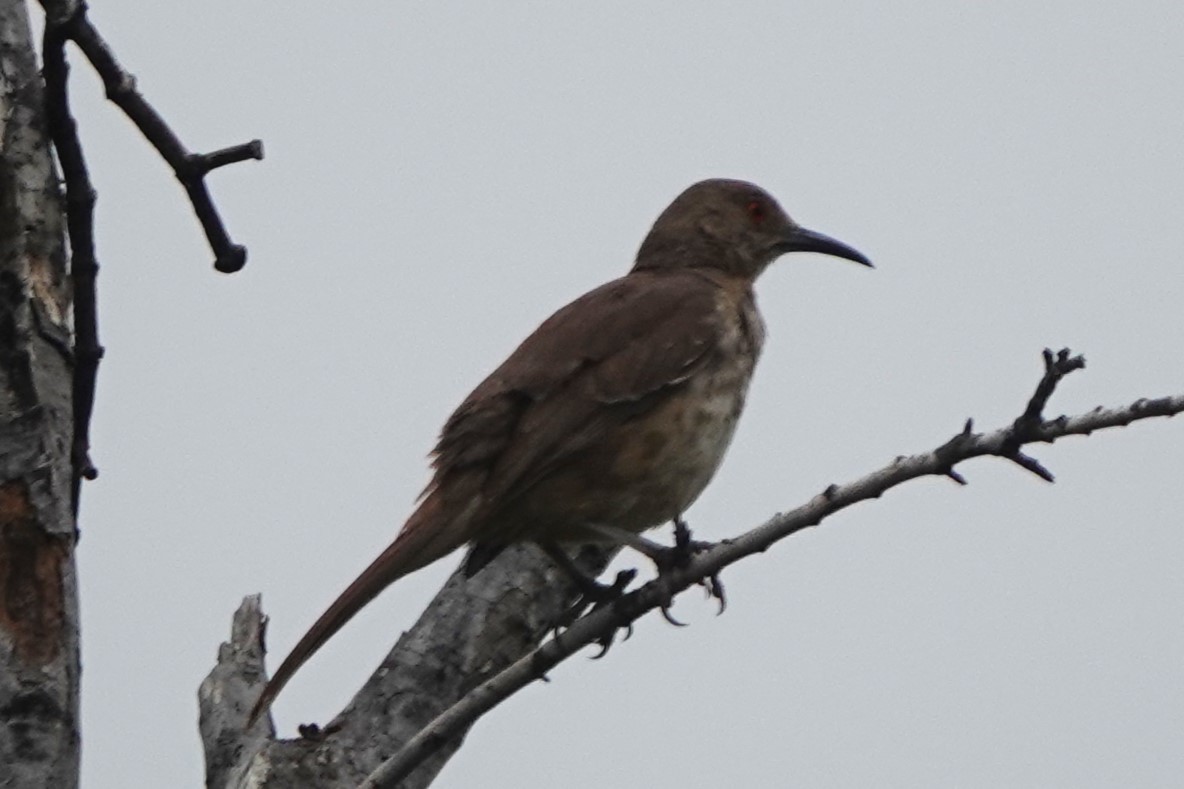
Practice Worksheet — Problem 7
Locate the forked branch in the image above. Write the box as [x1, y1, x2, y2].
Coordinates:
[39, 0, 261, 505]
[42, 0, 262, 273]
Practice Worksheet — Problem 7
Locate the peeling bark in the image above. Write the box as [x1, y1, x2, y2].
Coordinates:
[0, 1, 80, 786]
[0, 480, 69, 666]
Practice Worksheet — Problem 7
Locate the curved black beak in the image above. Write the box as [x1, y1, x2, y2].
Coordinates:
[779, 226, 873, 268]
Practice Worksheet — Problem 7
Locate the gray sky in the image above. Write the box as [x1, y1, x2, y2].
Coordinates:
[53, 2, 1183, 787]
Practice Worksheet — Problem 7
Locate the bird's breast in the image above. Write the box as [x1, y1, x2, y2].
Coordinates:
[502, 284, 766, 543]
[604, 293, 764, 529]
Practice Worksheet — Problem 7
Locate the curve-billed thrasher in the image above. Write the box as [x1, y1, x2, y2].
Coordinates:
[249, 178, 870, 723]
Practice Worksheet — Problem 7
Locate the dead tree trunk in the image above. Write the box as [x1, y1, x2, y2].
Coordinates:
[0, 1, 81, 786]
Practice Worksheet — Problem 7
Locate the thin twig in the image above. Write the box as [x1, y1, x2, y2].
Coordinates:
[359, 351, 1184, 788]
[44, 1, 262, 273]
[1018, 348, 1086, 426]
[999, 347, 1087, 480]
[42, 8, 101, 512]
[193, 140, 266, 176]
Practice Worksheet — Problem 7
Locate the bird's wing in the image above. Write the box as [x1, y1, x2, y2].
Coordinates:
[248, 270, 732, 723]
[430, 268, 725, 511]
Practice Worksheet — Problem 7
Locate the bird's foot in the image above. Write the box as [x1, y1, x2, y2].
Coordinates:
[582, 519, 726, 618]
[653, 519, 727, 617]
[650, 569, 727, 621]
[583, 570, 638, 658]
[540, 540, 638, 640]
[572, 567, 637, 613]
[666, 517, 714, 569]
[541, 541, 637, 605]
[549, 568, 637, 657]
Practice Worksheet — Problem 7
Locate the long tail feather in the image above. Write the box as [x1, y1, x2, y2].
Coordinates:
[247, 495, 465, 725]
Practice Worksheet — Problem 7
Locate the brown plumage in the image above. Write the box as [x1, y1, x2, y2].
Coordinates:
[248, 178, 870, 724]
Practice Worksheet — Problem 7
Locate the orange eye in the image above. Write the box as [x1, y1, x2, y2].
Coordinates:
[745, 199, 766, 223]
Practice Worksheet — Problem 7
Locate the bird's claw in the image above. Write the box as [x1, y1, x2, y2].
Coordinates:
[653, 567, 688, 626]
[674, 519, 727, 613]
[659, 602, 686, 627]
[554, 519, 728, 656]
[645, 518, 721, 625]
[553, 568, 637, 648]
[590, 620, 633, 659]
[575, 568, 636, 610]
[701, 571, 727, 614]
[584, 572, 639, 659]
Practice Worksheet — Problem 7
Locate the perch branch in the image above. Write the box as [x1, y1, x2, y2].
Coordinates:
[360, 349, 1184, 788]
[42, 0, 263, 273]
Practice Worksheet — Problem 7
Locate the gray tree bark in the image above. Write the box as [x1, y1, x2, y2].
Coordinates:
[0, 1, 80, 787]
[200, 545, 609, 788]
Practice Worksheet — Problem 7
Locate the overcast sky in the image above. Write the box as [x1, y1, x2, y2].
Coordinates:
[44, 2, 1184, 787]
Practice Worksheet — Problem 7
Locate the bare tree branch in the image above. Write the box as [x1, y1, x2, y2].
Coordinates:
[41, 4, 100, 512]
[38, 0, 263, 508]
[360, 350, 1183, 788]
[208, 546, 614, 788]
[40, 0, 263, 274]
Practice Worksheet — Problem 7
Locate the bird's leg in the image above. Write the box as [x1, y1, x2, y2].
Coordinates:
[584, 520, 725, 616]
[538, 540, 635, 602]
[579, 522, 689, 625]
[582, 523, 670, 561]
[539, 540, 635, 626]
[584, 519, 713, 569]
[538, 541, 636, 657]
[580, 524, 677, 623]
[671, 517, 727, 614]
[670, 517, 716, 567]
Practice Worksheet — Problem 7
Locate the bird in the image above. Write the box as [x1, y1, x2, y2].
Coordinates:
[248, 178, 871, 724]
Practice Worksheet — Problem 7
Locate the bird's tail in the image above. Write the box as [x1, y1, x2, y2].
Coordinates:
[247, 492, 468, 726]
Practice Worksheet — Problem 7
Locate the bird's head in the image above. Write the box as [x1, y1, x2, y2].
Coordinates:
[634, 179, 871, 278]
